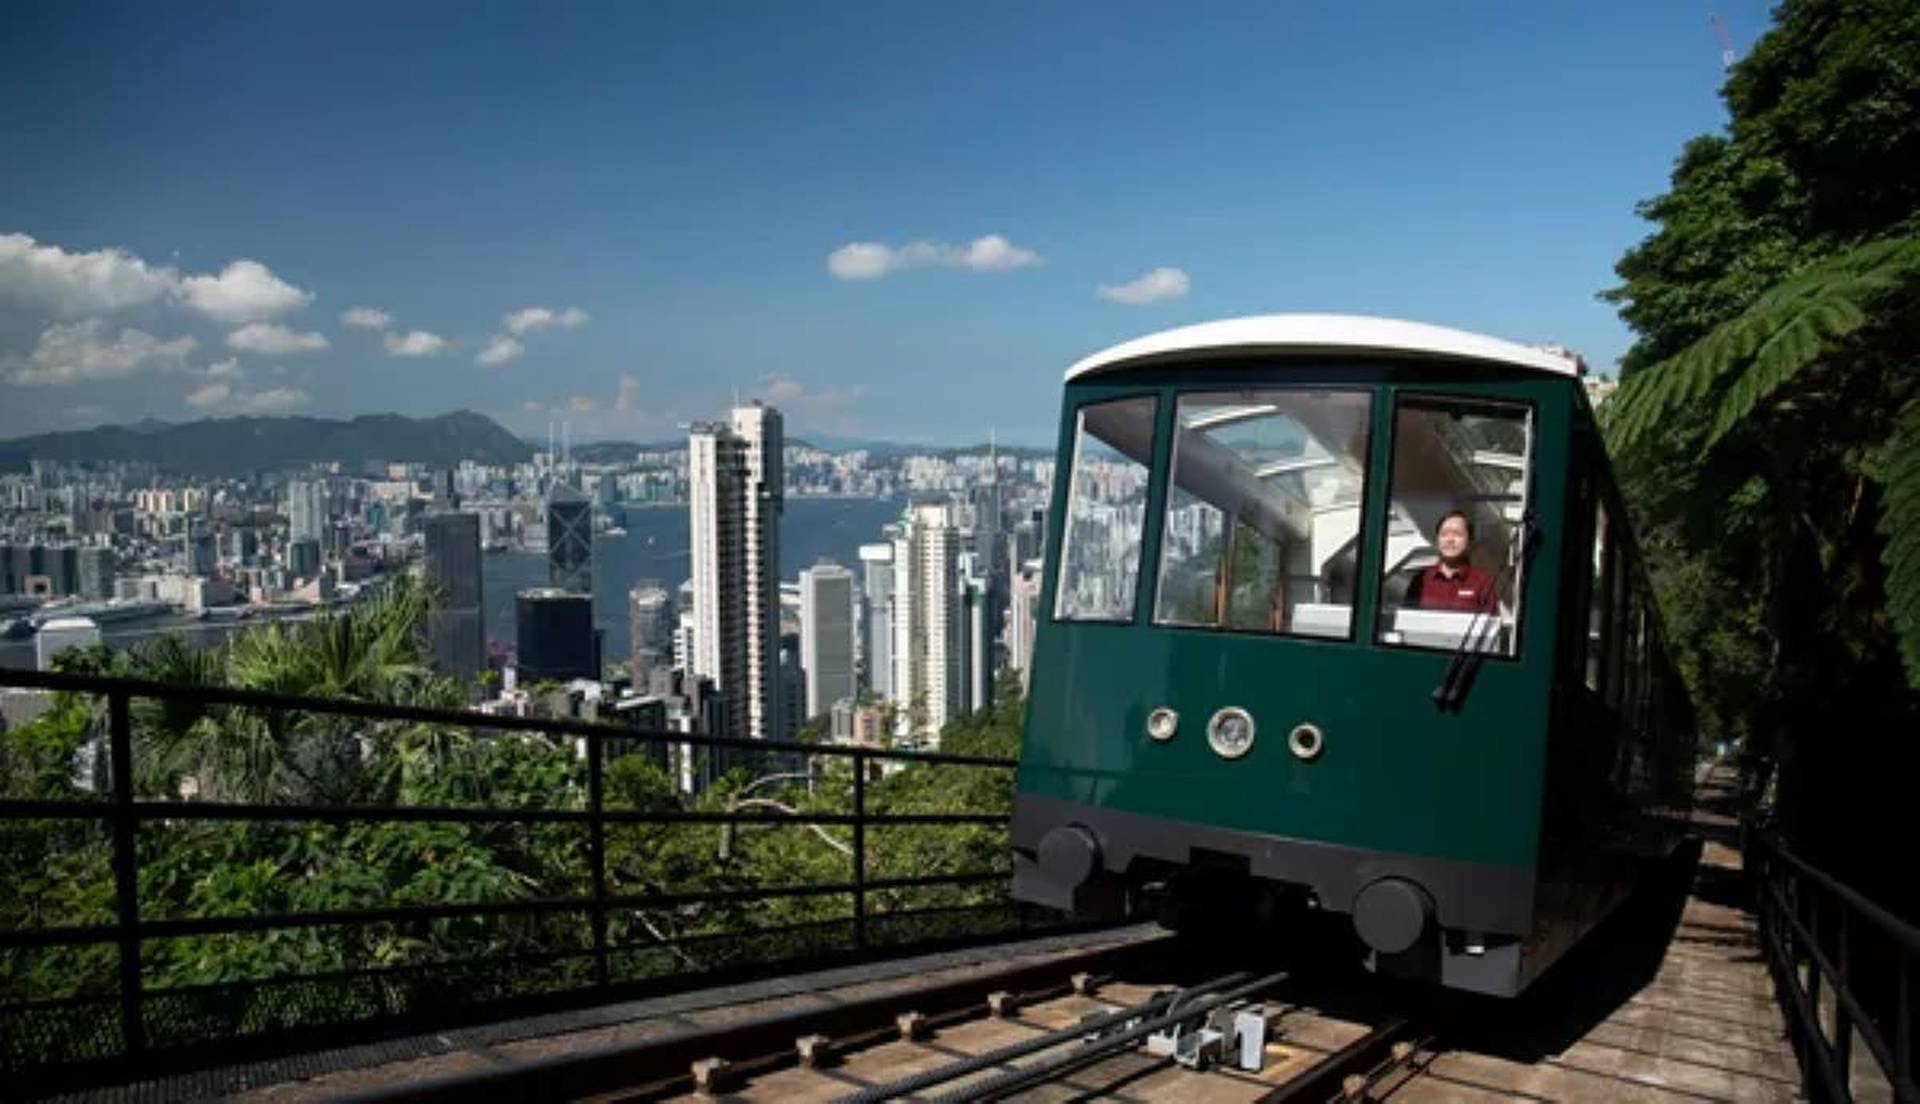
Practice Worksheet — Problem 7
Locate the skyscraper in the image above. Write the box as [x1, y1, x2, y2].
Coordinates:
[799, 560, 855, 719]
[628, 584, 674, 683]
[688, 426, 749, 740]
[423, 512, 484, 683]
[686, 404, 783, 742]
[77, 547, 114, 601]
[287, 480, 326, 543]
[516, 587, 597, 683]
[892, 503, 963, 742]
[857, 543, 894, 699]
[1008, 561, 1043, 692]
[963, 574, 990, 714]
[732, 403, 783, 743]
[546, 485, 592, 594]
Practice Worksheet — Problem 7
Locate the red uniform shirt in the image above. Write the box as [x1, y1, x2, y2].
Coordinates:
[1408, 561, 1497, 613]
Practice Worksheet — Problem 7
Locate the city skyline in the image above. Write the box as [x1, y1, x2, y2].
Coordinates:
[2, 3, 1770, 444]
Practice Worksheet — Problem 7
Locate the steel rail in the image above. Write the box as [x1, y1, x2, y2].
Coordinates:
[829, 970, 1257, 1104]
[327, 930, 1173, 1104]
[914, 969, 1293, 1104]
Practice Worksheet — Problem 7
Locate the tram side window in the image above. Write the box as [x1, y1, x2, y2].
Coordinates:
[1375, 396, 1533, 657]
[1605, 551, 1631, 709]
[1054, 396, 1157, 622]
[1151, 389, 1372, 638]
[1585, 502, 1610, 692]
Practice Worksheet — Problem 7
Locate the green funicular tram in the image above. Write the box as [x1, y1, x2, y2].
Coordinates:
[1013, 315, 1694, 996]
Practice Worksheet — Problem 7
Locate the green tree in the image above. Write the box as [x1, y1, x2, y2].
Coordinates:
[1602, 0, 1920, 872]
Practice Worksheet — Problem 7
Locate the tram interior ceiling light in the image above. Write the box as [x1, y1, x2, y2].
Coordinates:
[1207, 707, 1255, 759]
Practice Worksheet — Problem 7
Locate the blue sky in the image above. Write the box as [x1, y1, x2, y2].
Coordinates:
[1, 1, 1772, 446]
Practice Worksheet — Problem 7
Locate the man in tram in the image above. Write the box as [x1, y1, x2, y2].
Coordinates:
[1406, 509, 1498, 613]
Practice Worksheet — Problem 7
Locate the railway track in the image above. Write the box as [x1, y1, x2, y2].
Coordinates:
[336, 930, 1480, 1104]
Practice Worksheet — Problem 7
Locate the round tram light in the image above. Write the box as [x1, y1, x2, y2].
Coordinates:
[1146, 707, 1179, 742]
[1206, 707, 1256, 760]
[1288, 723, 1325, 762]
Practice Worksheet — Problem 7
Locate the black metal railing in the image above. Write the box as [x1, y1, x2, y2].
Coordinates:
[0, 667, 1035, 1086]
[1748, 827, 1919, 1103]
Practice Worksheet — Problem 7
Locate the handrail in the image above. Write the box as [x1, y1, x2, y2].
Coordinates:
[0, 668, 1029, 1083]
[0, 666, 1018, 768]
[1747, 826, 1918, 1104]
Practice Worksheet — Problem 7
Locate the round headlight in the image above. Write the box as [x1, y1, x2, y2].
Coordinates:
[1206, 707, 1256, 759]
[1146, 707, 1179, 742]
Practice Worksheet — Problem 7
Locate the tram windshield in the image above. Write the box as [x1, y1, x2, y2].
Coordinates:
[1152, 389, 1372, 638]
[1374, 395, 1533, 657]
[1054, 395, 1157, 621]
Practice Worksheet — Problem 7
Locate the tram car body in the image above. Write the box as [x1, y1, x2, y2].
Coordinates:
[1012, 315, 1694, 996]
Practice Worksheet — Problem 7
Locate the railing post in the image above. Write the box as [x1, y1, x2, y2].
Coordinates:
[1834, 908, 1852, 1100]
[1899, 950, 1911, 1092]
[852, 749, 867, 952]
[107, 689, 144, 1057]
[587, 732, 609, 989]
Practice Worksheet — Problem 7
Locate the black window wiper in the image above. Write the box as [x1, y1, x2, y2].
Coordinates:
[1432, 508, 1539, 712]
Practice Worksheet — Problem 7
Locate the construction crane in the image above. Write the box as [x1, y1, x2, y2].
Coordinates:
[1709, 13, 1736, 70]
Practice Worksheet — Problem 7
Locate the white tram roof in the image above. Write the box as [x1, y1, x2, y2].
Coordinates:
[1066, 314, 1581, 382]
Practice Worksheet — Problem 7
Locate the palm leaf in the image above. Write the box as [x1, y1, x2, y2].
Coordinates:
[1610, 234, 1920, 452]
[1878, 404, 1920, 688]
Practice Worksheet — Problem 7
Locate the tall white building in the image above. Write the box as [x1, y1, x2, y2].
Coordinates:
[287, 480, 326, 544]
[686, 404, 783, 742]
[799, 560, 855, 719]
[892, 502, 964, 742]
[1007, 561, 1044, 692]
[857, 542, 894, 699]
[733, 404, 783, 743]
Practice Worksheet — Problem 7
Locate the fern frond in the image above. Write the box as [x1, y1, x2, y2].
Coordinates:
[1609, 234, 1920, 452]
[1878, 403, 1920, 689]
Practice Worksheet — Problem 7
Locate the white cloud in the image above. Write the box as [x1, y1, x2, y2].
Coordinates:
[340, 306, 391, 329]
[614, 374, 642, 414]
[383, 329, 448, 357]
[7, 320, 196, 385]
[0, 232, 178, 315]
[186, 381, 232, 407]
[826, 234, 1042, 280]
[234, 387, 309, 413]
[476, 334, 524, 366]
[205, 357, 243, 379]
[568, 394, 597, 413]
[504, 305, 589, 335]
[178, 259, 313, 322]
[1096, 266, 1191, 305]
[754, 373, 864, 430]
[228, 321, 329, 354]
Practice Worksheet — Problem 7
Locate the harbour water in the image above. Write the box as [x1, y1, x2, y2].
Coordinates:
[0, 495, 907, 671]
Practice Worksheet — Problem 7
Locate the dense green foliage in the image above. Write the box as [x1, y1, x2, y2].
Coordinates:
[1603, 0, 1919, 870]
[0, 577, 1023, 1065]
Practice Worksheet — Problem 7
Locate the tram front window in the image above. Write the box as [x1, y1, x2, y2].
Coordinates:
[1054, 395, 1157, 621]
[1374, 396, 1533, 657]
[1152, 389, 1372, 638]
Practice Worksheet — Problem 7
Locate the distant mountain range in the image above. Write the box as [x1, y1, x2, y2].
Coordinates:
[564, 434, 1051, 460]
[0, 410, 533, 475]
